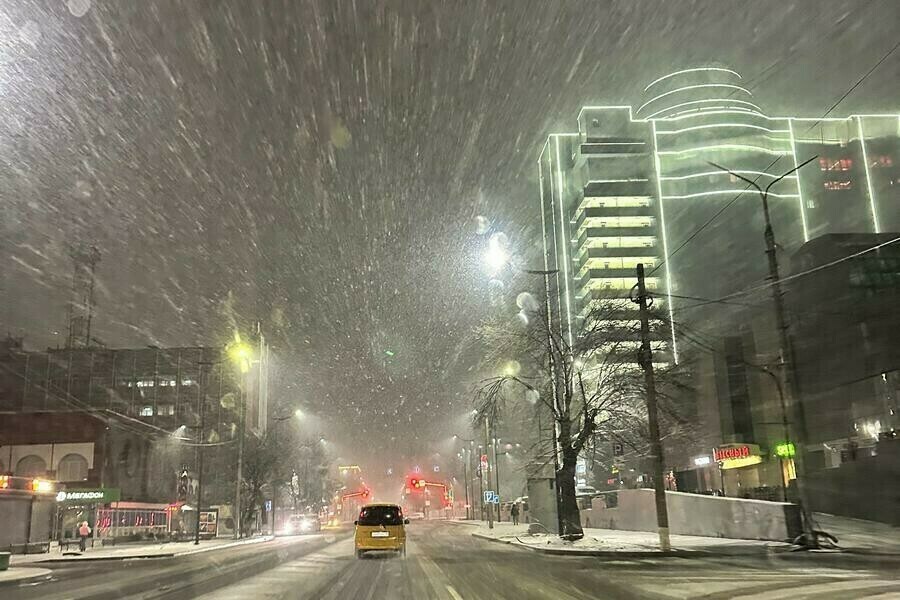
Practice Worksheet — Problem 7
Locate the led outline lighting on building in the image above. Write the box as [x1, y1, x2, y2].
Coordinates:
[656, 144, 792, 157]
[660, 170, 797, 181]
[786, 119, 810, 241]
[637, 84, 754, 116]
[664, 109, 782, 123]
[651, 120, 679, 363]
[554, 135, 575, 348]
[856, 116, 881, 233]
[655, 123, 790, 136]
[542, 139, 566, 341]
[643, 67, 742, 92]
[661, 190, 800, 200]
[644, 99, 764, 120]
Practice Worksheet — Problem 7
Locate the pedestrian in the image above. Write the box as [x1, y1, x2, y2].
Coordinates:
[510, 502, 520, 526]
[77, 521, 92, 552]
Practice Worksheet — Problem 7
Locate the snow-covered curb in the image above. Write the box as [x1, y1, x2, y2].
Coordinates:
[468, 522, 789, 557]
[471, 531, 690, 557]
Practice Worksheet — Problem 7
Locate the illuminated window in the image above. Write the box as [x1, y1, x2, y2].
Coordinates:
[823, 180, 852, 191]
[819, 158, 853, 171]
[158, 404, 175, 416]
[139, 406, 154, 417]
[870, 155, 893, 168]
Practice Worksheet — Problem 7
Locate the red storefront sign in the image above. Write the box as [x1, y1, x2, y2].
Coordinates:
[713, 445, 752, 462]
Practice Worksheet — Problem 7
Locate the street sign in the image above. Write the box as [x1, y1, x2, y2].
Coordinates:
[613, 443, 624, 456]
[483, 490, 499, 504]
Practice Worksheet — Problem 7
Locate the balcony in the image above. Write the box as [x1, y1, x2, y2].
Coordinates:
[578, 224, 658, 241]
[582, 180, 653, 198]
[576, 245, 659, 260]
[574, 205, 655, 224]
[579, 140, 648, 156]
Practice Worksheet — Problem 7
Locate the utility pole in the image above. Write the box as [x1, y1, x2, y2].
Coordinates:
[709, 157, 818, 547]
[632, 263, 671, 552]
[483, 418, 494, 530]
[194, 360, 212, 545]
[234, 377, 246, 539]
[461, 449, 471, 519]
[493, 436, 501, 521]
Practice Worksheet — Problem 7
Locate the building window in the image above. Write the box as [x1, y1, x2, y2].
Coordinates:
[823, 180, 852, 191]
[819, 158, 853, 171]
[870, 155, 893, 168]
[57, 454, 89, 482]
[139, 405, 154, 417]
[136, 379, 155, 388]
[158, 404, 175, 416]
[181, 378, 196, 387]
[16, 455, 47, 478]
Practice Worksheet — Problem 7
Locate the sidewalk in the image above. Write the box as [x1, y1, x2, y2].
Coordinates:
[467, 522, 789, 557]
[812, 512, 900, 555]
[0, 567, 53, 586]
[9, 535, 273, 566]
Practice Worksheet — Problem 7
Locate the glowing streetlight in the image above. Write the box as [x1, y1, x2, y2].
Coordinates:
[502, 360, 521, 377]
[227, 334, 253, 373]
[294, 409, 304, 419]
[484, 236, 509, 274]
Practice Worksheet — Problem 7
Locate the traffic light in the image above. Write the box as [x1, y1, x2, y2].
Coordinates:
[408, 477, 426, 490]
[177, 469, 189, 501]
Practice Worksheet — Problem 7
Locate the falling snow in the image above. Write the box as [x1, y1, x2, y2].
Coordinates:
[1, 0, 898, 470]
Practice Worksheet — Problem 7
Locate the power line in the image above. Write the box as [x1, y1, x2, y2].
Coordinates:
[720, 234, 900, 302]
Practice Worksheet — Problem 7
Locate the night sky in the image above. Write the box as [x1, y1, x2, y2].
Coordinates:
[2, 0, 898, 479]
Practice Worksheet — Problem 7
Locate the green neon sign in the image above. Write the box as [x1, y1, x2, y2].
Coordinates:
[775, 442, 796, 459]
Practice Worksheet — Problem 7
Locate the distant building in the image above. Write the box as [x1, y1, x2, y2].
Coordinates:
[0, 341, 270, 505]
[0, 344, 267, 437]
[787, 233, 900, 462]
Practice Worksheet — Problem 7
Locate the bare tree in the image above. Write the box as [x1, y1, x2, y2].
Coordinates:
[473, 301, 659, 540]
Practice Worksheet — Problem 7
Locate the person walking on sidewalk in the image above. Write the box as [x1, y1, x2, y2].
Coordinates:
[77, 521, 92, 552]
[510, 502, 520, 526]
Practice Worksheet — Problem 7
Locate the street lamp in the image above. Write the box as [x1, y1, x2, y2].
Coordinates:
[226, 335, 254, 539]
[479, 229, 562, 532]
[453, 436, 476, 520]
[707, 157, 819, 546]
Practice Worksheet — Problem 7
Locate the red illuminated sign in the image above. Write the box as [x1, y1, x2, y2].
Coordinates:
[713, 445, 752, 462]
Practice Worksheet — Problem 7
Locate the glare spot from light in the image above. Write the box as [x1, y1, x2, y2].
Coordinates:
[67, 0, 92, 17]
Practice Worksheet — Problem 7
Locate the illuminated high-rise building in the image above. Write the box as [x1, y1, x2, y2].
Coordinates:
[539, 66, 899, 360]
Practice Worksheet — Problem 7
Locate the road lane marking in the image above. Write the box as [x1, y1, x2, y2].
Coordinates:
[446, 585, 464, 600]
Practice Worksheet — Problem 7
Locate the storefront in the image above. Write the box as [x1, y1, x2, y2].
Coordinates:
[713, 444, 789, 501]
[55, 487, 120, 546]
